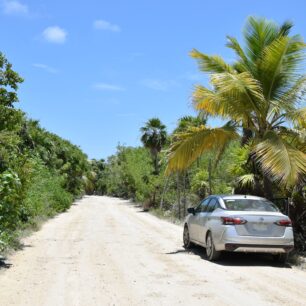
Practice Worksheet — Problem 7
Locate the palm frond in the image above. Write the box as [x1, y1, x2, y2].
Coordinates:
[244, 17, 280, 63]
[260, 35, 306, 100]
[193, 71, 265, 127]
[192, 85, 224, 116]
[166, 124, 239, 174]
[278, 20, 293, 36]
[236, 174, 256, 187]
[253, 130, 306, 187]
[211, 72, 265, 117]
[286, 107, 306, 129]
[281, 75, 306, 106]
[190, 49, 234, 73]
[212, 72, 263, 100]
[226, 36, 249, 64]
[267, 76, 306, 123]
[226, 35, 255, 74]
[278, 127, 306, 153]
[213, 124, 237, 168]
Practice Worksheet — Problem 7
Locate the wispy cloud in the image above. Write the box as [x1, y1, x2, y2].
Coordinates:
[141, 79, 178, 91]
[42, 26, 67, 44]
[33, 63, 58, 74]
[92, 83, 125, 91]
[93, 19, 121, 32]
[1, 0, 28, 15]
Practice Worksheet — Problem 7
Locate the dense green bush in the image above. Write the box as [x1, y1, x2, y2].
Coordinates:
[104, 146, 154, 202]
[0, 52, 93, 254]
[0, 170, 22, 251]
[22, 160, 73, 221]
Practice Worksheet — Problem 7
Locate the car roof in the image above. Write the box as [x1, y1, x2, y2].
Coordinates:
[210, 194, 267, 201]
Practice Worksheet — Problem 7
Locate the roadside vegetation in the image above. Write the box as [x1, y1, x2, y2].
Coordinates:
[99, 17, 306, 254]
[0, 52, 93, 254]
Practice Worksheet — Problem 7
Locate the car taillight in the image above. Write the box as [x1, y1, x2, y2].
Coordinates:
[221, 217, 247, 225]
[274, 219, 292, 227]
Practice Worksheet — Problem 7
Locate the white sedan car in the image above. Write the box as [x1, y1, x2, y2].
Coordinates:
[183, 195, 294, 263]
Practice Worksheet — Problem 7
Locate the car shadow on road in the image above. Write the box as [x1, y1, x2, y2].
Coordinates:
[166, 245, 206, 259]
[0, 243, 34, 271]
[166, 245, 292, 268]
[0, 258, 12, 270]
[216, 252, 292, 268]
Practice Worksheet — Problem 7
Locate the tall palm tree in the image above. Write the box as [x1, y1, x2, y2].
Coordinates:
[166, 17, 306, 199]
[140, 118, 167, 174]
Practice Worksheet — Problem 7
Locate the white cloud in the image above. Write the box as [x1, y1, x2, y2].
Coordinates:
[92, 83, 125, 91]
[33, 63, 58, 74]
[2, 0, 28, 15]
[93, 19, 121, 32]
[141, 79, 178, 91]
[42, 26, 67, 44]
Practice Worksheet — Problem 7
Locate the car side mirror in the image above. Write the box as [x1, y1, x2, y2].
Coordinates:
[187, 207, 195, 215]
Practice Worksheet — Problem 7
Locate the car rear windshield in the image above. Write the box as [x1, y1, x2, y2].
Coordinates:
[223, 199, 279, 212]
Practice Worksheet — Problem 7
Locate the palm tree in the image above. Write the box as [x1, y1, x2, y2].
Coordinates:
[166, 17, 306, 199]
[140, 118, 167, 175]
[173, 115, 206, 134]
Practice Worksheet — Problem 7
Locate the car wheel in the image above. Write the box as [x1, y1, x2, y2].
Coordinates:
[206, 232, 221, 261]
[183, 225, 193, 249]
[273, 253, 288, 264]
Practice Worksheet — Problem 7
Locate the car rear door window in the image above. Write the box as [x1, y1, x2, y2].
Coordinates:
[200, 198, 211, 212]
[215, 199, 222, 209]
[206, 198, 217, 213]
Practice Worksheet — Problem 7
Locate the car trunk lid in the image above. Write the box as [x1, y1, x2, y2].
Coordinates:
[225, 211, 287, 237]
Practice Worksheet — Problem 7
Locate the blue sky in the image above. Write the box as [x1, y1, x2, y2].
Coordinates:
[1, 0, 306, 159]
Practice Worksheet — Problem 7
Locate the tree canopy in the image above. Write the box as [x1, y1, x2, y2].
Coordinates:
[166, 17, 306, 193]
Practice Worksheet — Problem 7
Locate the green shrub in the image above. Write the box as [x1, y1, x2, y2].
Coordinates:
[22, 161, 73, 224]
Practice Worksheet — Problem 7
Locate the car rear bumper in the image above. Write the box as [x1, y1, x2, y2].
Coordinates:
[224, 243, 294, 253]
[214, 227, 294, 253]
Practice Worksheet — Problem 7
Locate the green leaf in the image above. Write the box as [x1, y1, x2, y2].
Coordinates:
[190, 49, 234, 73]
[253, 131, 306, 187]
[166, 124, 239, 174]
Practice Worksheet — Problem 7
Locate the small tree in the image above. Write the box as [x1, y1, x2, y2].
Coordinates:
[0, 52, 24, 109]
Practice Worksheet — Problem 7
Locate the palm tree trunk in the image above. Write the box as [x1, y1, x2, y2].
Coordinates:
[151, 151, 159, 175]
[154, 155, 158, 174]
[160, 176, 170, 209]
[177, 173, 181, 219]
[152, 189, 156, 206]
[182, 171, 187, 217]
[263, 176, 273, 200]
[208, 159, 212, 195]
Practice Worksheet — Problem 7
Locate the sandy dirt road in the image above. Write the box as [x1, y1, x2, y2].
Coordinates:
[1, 196, 306, 306]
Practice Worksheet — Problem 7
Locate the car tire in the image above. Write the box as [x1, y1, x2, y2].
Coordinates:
[183, 225, 193, 249]
[206, 232, 221, 261]
[273, 253, 288, 264]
